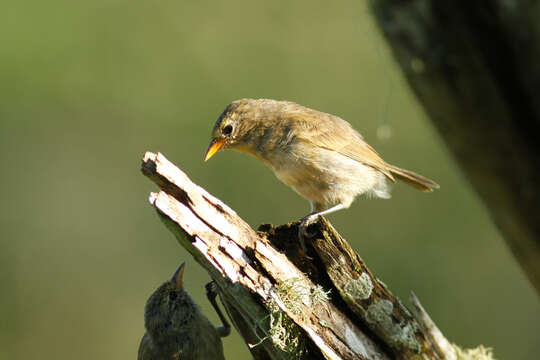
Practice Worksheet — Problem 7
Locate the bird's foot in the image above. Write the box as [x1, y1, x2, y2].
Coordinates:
[205, 281, 218, 301]
[296, 214, 320, 259]
[205, 281, 231, 337]
[299, 213, 320, 238]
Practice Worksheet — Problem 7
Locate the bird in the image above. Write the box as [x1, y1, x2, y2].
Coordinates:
[204, 98, 439, 228]
[138, 263, 231, 360]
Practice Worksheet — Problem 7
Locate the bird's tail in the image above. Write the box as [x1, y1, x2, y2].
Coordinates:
[388, 165, 440, 192]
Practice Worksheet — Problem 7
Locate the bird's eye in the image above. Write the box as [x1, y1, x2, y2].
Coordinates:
[168, 291, 177, 301]
[222, 124, 233, 135]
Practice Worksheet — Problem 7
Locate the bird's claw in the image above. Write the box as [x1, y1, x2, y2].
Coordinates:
[293, 214, 319, 260]
[299, 213, 319, 238]
[205, 281, 231, 337]
[205, 281, 218, 300]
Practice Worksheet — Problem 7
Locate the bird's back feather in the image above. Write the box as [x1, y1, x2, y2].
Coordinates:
[280, 103, 396, 181]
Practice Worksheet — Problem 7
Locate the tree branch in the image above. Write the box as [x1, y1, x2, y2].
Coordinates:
[370, 0, 540, 295]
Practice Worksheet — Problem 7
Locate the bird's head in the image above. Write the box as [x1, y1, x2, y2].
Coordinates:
[143, 263, 194, 337]
[204, 98, 276, 161]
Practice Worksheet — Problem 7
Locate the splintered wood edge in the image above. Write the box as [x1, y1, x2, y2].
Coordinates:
[410, 293, 456, 360]
[141, 151, 390, 360]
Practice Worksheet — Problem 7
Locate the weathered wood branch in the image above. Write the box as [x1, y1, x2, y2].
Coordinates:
[141, 151, 482, 359]
[370, 0, 540, 295]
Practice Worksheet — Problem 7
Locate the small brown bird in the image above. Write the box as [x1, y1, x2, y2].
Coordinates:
[138, 263, 230, 360]
[204, 99, 439, 225]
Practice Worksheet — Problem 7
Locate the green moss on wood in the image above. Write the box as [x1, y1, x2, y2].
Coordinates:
[264, 277, 331, 359]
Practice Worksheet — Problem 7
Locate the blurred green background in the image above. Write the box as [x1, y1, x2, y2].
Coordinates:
[1, 1, 538, 359]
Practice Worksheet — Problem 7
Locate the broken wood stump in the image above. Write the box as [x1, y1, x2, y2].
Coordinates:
[141, 151, 490, 360]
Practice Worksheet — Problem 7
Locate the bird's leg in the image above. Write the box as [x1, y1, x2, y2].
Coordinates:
[205, 281, 231, 337]
[299, 203, 346, 238]
[311, 203, 346, 218]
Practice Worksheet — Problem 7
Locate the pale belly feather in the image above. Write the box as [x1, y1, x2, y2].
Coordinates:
[267, 145, 390, 210]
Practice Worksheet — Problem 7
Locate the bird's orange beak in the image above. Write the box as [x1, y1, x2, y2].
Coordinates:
[204, 138, 226, 162]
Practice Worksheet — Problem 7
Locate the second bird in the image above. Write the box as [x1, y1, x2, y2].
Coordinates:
[204, 99, 439, 223]
[138, 264, 230, 360]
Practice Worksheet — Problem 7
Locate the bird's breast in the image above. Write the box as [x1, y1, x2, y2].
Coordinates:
[262, 141, 387, 206]
[263, 142, 335, 201]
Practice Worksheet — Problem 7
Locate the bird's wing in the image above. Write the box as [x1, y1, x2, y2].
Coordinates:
[138, 333, 157, 360]
[288, 108, 396, 181]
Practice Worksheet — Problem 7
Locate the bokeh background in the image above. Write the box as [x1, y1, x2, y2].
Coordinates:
[1, 1, 538, 359]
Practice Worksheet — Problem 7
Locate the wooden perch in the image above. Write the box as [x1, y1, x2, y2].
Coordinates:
[141, 151, 480, 360]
